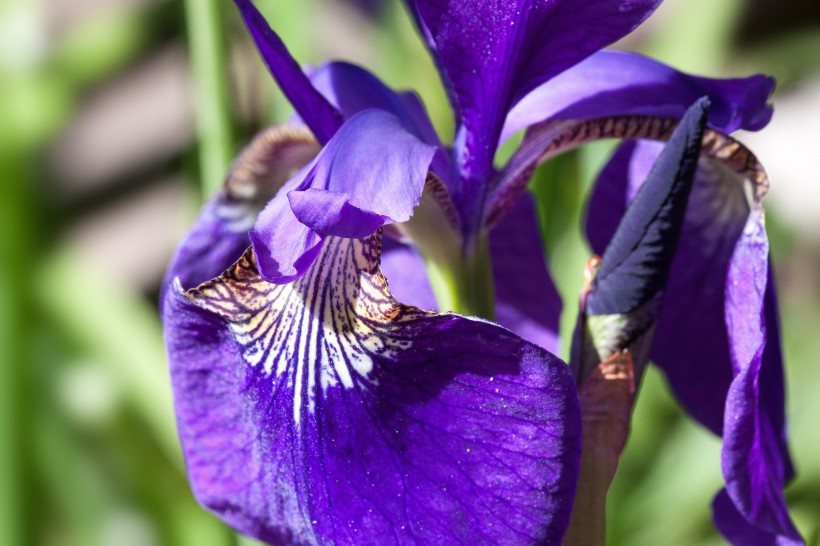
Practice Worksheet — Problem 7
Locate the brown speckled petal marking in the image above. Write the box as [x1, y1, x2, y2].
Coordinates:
[485, 114, 768, 229]
[186, 235, 430, 426]
[160, 125, 319, 304]
[164, 229, 581, 545]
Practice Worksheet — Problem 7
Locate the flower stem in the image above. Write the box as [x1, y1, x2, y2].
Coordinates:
[421, 232, 495, 320]
[563, 351, 635, 546]
[184, 0, 234, 197]
[460, 232, 496, 319]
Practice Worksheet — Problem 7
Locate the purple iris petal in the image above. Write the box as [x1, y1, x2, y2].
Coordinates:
[380, 195, 562, 355]
[405, 0, 660, 185]
[585, 139, 800, 542]
[161, 126, 320, 305]
[160, 192, 254, 307]
[250, 109, 436, 283]
[379, 236, 439, 311]
[308, 62, 441, 147]
[307, 61, 456, 195]
[164, 231, 581, 545]
[502, 51, 775, 142]
[720, 227, 802, 544]
[490, 193, 562, 355]
[488, 60, 773, 230]
[234, 0, 342, 143]
[714, 489, 802, 546]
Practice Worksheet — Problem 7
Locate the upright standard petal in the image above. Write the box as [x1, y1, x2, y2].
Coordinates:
[234, 0, 343, 143]
[308, 62, 441, 147]
[249, 109, 437, 283]
[502, 51, 775, 141]
[164, 228, 581, 545]
[405, 0, 661, 184]
[585, 135, 800, 543]
[307, 61, 456, 196]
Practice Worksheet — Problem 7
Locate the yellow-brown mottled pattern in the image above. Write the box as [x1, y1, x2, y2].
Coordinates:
[185, 231, 432, 425]
[226, 125, 319, 203]
[424, 172, 461, 230]
[484, 115, 769, 229]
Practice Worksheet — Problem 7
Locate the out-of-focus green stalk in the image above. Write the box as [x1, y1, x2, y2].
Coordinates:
[421, 243, 497, 319]
[37, 252, 184, 471]
[0, 155, 25, 546]
[643, 0, 740, 74]
[529, 151, 587, 359]
[184, 0, 234, 197]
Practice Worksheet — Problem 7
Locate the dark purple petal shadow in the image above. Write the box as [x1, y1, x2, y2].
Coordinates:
[490, 193, 562, 355]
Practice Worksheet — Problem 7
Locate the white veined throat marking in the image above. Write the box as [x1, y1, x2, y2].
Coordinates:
[186, 234, 425, 425]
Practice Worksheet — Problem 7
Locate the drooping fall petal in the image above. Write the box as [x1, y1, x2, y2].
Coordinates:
[164, 229, 581, 545]
[487, 57, 773, 228]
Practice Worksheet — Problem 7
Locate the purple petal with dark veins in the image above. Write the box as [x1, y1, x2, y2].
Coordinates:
[234, 0, 343, 143]
[490, 193, 562, 355]
[502, 51, 774, 142]
[405, 0, 660, 185]
[250, 109, 436, 283]
[485, 52, 775, 228]
[585, 139, 799, 542]
[163, 230, 581, 545]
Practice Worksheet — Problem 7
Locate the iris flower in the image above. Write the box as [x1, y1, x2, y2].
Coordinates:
[162, 0, 800, 544]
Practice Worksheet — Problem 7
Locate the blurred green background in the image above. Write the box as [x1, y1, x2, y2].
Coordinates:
[1, 0, 818, 544]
